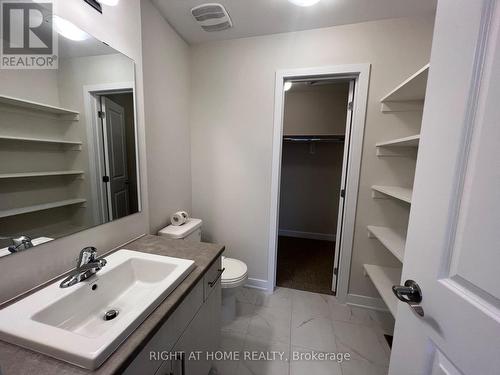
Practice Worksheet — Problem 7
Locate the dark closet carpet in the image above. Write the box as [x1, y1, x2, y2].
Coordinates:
[276, 236, 335, 295]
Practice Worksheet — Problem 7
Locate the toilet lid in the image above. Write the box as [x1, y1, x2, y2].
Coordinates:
[222, 257, 248, 282]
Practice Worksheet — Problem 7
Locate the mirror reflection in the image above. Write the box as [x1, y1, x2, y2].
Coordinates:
[0, 16, 139, 257]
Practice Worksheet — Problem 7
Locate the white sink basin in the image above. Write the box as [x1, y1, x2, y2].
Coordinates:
[0, 249, 195, 369]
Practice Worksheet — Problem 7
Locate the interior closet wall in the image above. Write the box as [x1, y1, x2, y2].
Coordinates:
[279, 84, 349, 239]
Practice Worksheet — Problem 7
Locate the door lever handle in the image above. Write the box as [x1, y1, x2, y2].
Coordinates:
[392, 280, 424, 317]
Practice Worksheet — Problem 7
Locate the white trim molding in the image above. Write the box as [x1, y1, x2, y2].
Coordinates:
[278, 229, 336, 242]
[268, 64, 371, 303]
[245, 278, 269, 291]
[346, 293, 389, 312]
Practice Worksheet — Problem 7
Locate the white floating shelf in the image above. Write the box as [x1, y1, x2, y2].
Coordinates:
[376, 134, 420, 148]
[363, 264, 401, 317]
[0, 170, 84, 179]
[372, 185, 412, 204]
[0, 135, 82, 148]
[0, 95, 79, 118]
[367, 225, 406, 262]
[376, 135, 420, 156]
[381, 64, 429, 102]
[0, 199, 86, 219]
[380, 64, 429, 112]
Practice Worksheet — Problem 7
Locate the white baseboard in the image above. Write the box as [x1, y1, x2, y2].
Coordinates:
[346, 293, 389, 312]
[278, 229, 336, 242]
[245, 278, 269, 291]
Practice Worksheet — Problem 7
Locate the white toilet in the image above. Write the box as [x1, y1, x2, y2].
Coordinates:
[158, 218, 248, 321]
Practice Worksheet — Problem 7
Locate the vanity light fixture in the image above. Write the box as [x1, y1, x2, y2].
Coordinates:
[284, 81, 293, 91]
[53, 16, 90, 41]
[288, 0, 322, 6]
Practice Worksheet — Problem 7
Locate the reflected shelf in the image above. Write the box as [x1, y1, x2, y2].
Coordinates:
[0, 171, 84, 179]
[0, 95, 79, 120]
[0, 199, 87, 219]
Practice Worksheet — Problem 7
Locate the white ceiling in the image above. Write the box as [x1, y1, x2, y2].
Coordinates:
[152, 0, 437, 45]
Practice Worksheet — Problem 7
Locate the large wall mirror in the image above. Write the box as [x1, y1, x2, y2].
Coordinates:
[0, 9, 140, 257]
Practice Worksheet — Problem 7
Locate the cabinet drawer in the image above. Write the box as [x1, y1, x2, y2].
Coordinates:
[123, 281, 204, 375]
[203, 256, 223, 301]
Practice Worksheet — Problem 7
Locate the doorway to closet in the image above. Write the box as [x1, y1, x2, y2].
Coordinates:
[276, 80, 352, 295]
[269, 64, 369, 301]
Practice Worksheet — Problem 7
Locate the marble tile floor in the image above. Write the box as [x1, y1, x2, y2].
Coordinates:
[213, 287, 393, 375]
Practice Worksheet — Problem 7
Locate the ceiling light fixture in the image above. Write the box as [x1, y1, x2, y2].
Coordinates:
[288, 0, 321, 6]
[284, 81, 293, 91]
[53, 16, 90, 41]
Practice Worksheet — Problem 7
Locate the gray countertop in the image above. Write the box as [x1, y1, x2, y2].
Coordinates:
[0, 235, 225, 375]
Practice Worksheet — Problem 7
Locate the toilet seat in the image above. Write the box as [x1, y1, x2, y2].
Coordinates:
[221, 257, 248, 289]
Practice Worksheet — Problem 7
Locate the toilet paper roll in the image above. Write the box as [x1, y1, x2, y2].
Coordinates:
[170, 211, 189, 226]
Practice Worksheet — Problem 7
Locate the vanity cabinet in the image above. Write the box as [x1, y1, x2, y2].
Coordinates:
[123, 256, 222, 375]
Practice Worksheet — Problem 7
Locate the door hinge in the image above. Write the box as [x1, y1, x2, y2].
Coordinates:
[348, 101, 353, 110]
[334, 267, 339, 275]
[98, 111, 106, 119]
[102, 175, 110, 183]
[340, 189, 346, 198]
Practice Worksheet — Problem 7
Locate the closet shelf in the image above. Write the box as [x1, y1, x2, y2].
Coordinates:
[0, 95, 79, 118]
[363, 264, 401, 317]
[380, 64, 429, 112]
[376, 135, 420, 156]
[0, 135, 82, 148]
[381, 64, 429, 102]
[0, 170, 84, 179]
[372, 185, 412, 204]
[0, 199, 87, 219]
[367, 225, 406, 262]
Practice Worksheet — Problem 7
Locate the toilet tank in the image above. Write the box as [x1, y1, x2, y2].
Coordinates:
[158, 218, 202, 242]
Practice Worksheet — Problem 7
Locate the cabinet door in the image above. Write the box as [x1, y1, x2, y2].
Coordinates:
[174, 278, 221, 375]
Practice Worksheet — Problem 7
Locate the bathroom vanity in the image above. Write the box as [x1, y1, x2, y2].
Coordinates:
[0, 235, 224, 375]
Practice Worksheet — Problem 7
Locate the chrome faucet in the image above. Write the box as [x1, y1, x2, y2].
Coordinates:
[60, 247, 107, 288]
[0, 235, 34, 253]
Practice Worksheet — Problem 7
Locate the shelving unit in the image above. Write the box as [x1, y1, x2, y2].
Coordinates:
[366, 65, 429, 315]
[372, 185, 412, 204]
[367, 225, 405, 262]
[363, 264, 401, 317]
[0, 95, 79, 120]
[0, 199, 87, 219]
[0, 135, 82, 149]
[380, 64, 429, 112]
[376, 135, 420, 156]
[0, 171, 84, 179]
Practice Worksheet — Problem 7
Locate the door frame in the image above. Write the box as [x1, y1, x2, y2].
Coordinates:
[83, 82, 138, 224]
[268, 64, 370, 302]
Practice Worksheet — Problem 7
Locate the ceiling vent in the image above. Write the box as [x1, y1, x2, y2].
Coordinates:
[191, 3, 233, 32]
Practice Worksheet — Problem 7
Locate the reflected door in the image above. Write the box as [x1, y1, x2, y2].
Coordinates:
[100, 96, 130, 220]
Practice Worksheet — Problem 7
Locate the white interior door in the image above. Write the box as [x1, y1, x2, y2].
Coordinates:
[101, 96, 130, 220]
[332, 80, 355, 292]
[390, 1, 500, 374]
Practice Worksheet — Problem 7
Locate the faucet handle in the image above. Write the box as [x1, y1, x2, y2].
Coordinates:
[77, 247, 97, 266]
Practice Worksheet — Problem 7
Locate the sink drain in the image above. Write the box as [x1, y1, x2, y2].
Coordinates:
[104, 309, 119, 321]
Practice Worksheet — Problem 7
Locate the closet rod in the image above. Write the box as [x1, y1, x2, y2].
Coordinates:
[283, 135, 345, 143]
